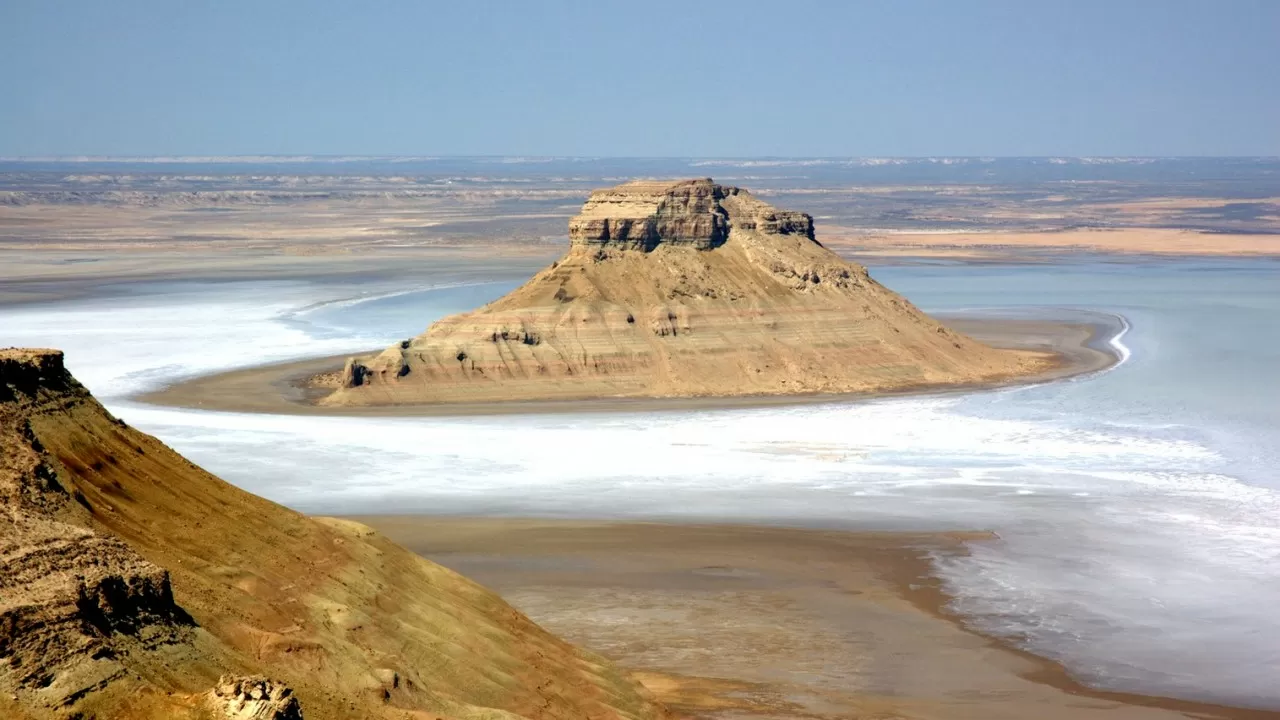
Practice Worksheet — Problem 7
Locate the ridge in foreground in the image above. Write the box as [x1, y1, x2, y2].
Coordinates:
[0, 348, 666, 720]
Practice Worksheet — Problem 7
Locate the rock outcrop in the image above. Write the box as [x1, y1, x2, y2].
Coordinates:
[0, 350, 198, 718]
[0, 348, 666, 720]
[1, 522, 194, 710]
[328, 178, 1051, 407]
[206, 676, 303, 720]
[566, 178, 813, 250]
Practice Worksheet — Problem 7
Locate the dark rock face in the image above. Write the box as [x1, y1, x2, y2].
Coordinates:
[735, 208, 817, 239]
[0, 349, 72, 402]
[1, 348, 197, 712]
[341, 357, 367, 388]
[75, 563, 191, 636]
[1, 530, 194, 686]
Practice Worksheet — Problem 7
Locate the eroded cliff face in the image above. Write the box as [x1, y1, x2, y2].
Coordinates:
[566, 178, 814, 250]
[328, 179, 1051, 407]
[205, 676, 303, 720]
[0, 351, 206, 719]
[1, 522, 194, 709]
[0, 349, 667, 720]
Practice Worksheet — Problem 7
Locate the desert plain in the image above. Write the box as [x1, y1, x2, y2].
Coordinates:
[4, 158, 1280, 719]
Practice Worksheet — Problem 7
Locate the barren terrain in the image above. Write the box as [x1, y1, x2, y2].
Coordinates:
[360, 517, 1280, 720]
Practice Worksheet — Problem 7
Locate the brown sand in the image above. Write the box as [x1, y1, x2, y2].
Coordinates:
[827, 228, 1280, 260]
[0, 245, 558, 306]
[323, 180, 1058, 408]
[3, 188, 1275, 306]
[1, 349, 667, 720]
[135, 315, 1115, 416]
[353, 517, 1279, 720]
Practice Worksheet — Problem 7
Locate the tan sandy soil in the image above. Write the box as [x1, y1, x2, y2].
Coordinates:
[3, 188, 1274, 305]
[3, 184, 1268, 718]
[354, 517, 1279, 720]
[823, 227, 1280, 259]
[1095, 196, 1280, 210]
[778, 188, 1280, 237]
[0, 198, 573, 250]
[326, 180, 1059, 409]
[135, 315, 1114, 417]
[1, 349, 667, 720]
[0, 197, 562, 304]
[1079, 196, 1280, 227]
[0, 246, 559, 305]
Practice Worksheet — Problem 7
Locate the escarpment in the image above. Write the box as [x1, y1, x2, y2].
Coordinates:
[0, 349, 666, 720]
[565, 178, 814, 250]
[328, 178, 1051, 407]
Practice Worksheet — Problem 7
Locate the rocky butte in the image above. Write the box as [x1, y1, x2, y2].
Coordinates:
[0, 348, 665, 720]
[325, 178, 1050, 406]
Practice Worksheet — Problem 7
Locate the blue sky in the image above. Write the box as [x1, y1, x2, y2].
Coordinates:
[2, 1, 1277, 157]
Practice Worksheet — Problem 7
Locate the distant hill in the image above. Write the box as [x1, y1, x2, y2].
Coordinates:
[326, 178, 1049, 407]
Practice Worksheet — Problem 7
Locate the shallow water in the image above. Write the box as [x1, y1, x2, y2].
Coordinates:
[2, 259, 1279, 708]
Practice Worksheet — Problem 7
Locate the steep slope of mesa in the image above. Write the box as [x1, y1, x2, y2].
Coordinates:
[0, 349, 666, 720]
[326, 179, 1051, 407]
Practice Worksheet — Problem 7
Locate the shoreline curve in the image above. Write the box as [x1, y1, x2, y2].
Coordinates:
[354, 515, 1278, 720]
[134, 310, 1124, 417]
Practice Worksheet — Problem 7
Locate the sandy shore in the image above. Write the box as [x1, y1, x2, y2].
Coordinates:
[825, 228, 1280, 263]
[134, 314, 1119, 416]
[350, 516, 1277, 720]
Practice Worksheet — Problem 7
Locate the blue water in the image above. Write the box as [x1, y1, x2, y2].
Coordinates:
[882, 261, 1280, 488]
[2, 258, 1279, 708]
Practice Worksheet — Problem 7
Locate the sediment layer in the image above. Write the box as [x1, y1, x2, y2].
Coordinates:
[0, 348, 665, 720]
[327, 179, 1050, 407]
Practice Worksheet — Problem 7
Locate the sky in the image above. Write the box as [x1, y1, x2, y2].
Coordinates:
[1, 0, 1277, 157]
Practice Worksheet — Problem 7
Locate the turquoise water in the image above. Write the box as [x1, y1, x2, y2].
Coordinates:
[2, 258, 1279, 707]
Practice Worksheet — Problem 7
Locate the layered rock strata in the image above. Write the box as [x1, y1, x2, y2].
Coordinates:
[206, 676, 303, 720]
[0, 349, 665, 720]
[328, 179, 1050, 406]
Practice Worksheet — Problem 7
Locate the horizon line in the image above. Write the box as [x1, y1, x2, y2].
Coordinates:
[3, 154, 1280, 164]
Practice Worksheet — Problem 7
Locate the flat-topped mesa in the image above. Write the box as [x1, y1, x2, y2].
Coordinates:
[326, 178, 1054, 407]
[567, 178, 814, 251]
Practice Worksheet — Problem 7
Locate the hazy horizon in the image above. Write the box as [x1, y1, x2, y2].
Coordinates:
[4, 1, 1278, 157]
[4, 154, 1280, 161]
